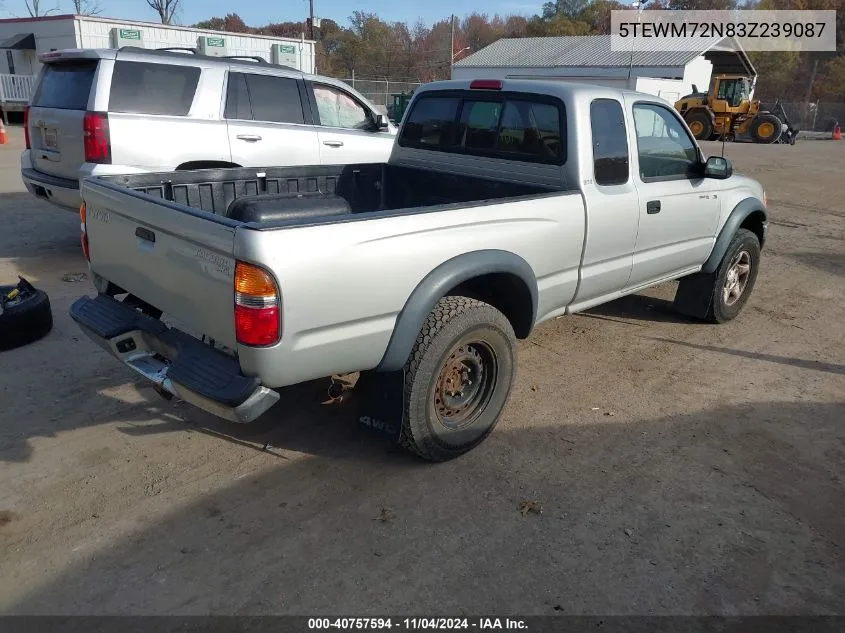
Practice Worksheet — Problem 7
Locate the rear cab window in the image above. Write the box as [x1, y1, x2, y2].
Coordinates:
[590, 98, 629, 186]
[108, 61, 200, 116]
[31, 61, 98, 110]
[399, 90, 566, 164]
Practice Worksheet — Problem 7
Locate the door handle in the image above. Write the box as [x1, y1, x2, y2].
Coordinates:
[323, 140, 344, 148]
[646, 200, 661, 214]
[135, 226, 156, 243]
[236, 135, 262, 143]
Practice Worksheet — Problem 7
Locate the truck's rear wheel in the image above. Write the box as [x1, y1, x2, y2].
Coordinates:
[400, 296, 517, 462]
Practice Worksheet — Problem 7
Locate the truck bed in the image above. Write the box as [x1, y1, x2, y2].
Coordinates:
[93, 163, 560, 226]
[79, 157, 586, 389]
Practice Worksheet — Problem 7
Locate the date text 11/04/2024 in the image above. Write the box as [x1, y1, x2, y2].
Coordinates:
[308, 618, 529, 630]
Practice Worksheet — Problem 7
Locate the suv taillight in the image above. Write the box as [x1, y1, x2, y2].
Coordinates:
[23, 106, 31, 149]
[234, 262, 280, 347]
[83, 112, 111, 164]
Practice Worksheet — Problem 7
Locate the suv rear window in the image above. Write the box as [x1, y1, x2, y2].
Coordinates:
[108, 61, 200, 116]
[399, 92, 565, 164]
[31, 61, 98, 110]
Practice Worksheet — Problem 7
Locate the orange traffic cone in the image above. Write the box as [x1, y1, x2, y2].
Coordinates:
[833, 124, 842, 141]
[0, 120, 8, 145]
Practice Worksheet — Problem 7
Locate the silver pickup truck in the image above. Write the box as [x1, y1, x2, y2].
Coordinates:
[69, 79, 768, 462]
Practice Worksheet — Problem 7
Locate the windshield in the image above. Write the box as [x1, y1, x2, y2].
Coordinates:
[716, 78, 750, 107]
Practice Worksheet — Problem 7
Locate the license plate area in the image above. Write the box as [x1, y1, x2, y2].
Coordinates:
[42, 128, 58, 149]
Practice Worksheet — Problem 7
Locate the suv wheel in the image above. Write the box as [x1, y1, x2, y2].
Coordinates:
[400, 296, 517, 462]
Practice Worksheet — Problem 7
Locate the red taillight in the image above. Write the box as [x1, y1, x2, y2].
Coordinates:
[235, 304, 280, 347]
[83, 111, 111, 164]
[80, 202, 90, 261]
[234, 262, 280, 346]
[470, 79, 502, 90]
[24, 106, 31, 149]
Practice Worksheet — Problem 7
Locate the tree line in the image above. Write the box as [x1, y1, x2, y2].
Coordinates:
[194, 0, 844, 101]
[9, 0, 841, 101]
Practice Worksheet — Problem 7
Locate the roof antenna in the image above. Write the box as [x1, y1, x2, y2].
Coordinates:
[627, 0, 649, 88]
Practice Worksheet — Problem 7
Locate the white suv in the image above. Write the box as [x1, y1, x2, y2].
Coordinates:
[21, 46, 398, 211]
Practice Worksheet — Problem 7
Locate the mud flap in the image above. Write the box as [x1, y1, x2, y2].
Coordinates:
[356, 370, 404, 442]
[673, 271, 716, 320]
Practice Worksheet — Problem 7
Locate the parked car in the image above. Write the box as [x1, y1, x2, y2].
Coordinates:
[69, 78, 768, 461]
[20, 46, 397, 211]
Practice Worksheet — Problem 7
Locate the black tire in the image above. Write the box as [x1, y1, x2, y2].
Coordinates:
[0, 285, 53, 351]
[749, 114, 783, 144]
[685, 110, 713, 140]
[704, 229, 761, 323]
[399, 296, 517, 462]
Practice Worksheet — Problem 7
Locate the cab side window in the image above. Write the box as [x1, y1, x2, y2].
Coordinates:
[632, 103, 700, 181]
[590, 98, 629, 186]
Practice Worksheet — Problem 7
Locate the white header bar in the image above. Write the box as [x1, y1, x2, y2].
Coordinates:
[610, 10, 837, 52]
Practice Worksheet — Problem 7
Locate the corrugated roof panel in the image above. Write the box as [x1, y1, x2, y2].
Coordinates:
[454, 34, 723, 69]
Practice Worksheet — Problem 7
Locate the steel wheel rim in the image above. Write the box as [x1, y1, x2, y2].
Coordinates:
[723, 250, 752, 306]
[690, 120, 704, 136]
[433, 340, 498, 429]
[758, 122, 775, 139]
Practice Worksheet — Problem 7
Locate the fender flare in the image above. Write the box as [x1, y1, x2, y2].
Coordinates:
[376, 249, 538, 372]
[701, 197, 768, 274]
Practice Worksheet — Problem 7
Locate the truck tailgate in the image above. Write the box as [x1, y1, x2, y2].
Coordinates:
[82, 179, 239, 348]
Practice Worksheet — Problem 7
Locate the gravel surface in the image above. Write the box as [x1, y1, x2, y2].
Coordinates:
[1, 132, 843, 615]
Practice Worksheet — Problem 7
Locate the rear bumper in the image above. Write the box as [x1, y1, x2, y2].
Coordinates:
[69, 294, 279, 423]
[20, 151, 153, 211]
[21, 157, 81, 211]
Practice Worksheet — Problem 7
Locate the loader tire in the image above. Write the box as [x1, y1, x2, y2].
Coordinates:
[750, 114, 783, 144]
[685, 110, 714, 140]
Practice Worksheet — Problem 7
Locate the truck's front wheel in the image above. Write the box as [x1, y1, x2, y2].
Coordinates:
[400, 296, 517, 462]
[706, 228, 761, 323]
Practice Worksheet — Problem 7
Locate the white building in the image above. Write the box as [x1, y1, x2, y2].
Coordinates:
[1, 13, 316, 119]
[451, 34, 756, 105]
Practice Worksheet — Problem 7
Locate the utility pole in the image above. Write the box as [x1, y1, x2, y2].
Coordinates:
[449, 14, 455, 80]
[309, 0, 315, 40]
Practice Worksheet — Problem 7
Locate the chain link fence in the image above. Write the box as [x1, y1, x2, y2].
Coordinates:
[760, 101, 845, 132]
[336, 77, 423, 109]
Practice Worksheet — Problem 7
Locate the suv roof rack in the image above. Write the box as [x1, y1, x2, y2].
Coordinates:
[155, 47, 198, 54]
[222, 55, 266, 63]
[115, 46, 301, 72]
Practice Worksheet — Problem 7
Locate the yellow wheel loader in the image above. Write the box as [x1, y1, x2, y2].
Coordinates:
[675, 75, 798, 144]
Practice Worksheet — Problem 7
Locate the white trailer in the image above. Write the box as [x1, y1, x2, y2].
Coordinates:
[1, 13, 317, 120]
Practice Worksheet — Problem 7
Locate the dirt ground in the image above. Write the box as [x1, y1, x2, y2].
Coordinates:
[0, 126, 843, 615]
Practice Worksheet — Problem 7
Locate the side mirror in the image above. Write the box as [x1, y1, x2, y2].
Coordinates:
[704, 156, 732, 179]
[375, 114, 389, 130]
